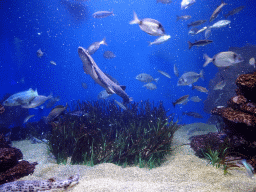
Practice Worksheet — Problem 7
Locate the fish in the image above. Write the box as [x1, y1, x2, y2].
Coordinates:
[23, 115, 35, 124]
[50, 60, 56, 65]
[190, 96, 202, 102]
[192, 85, 208, 93]
[103, 51, 116, 59]
[136, 73, 159, 83]
[37, 48, 44, 58]
[92, 11, 114, 19]
[46, 96, 60, 108]
[177, 70, 204, 86]
[213, 81, 226, 90]
[44, 104, 68, 123]
[209, 20, 231, 29]
[97, 90, 113, 100]
[205, 28, 211, 39]
[182, 111, 203, 118]
[188, 40, 213, 49]
[181, 0, 196, 10]
[188, 27, 199, 35]
[203, 51, 244, 67]
[0, 174, 79, 192]
[176, 15, 191, 21]
[81, 82, 88, 89]
[172, 95, 189, 107]
[240, 159, 254, 178]
[187, 20, 207, 28]
[114, 100, 127, 110]
[21, 94, 53, 108]
[149, 34, 171, 46]
[174, 64, 179, 77]
[78, 46, 132, 104]
[209, 2, 227, 22]
[68, 110, 89, 117]
[87, 37, 107, 55]
[249, 57, 255, 68]
[157, 0, 172, 4]
[195, 26, 208, 34]
[129, 11, 165, 36]
[224, 6, 245, 18]
[143, 83, 157, 90]
[3, 88, 39, 106]
[157, 70, 171, 78]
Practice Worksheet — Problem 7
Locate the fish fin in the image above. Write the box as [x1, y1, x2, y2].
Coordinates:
[154, 78, 160, 82]
[188, 41, 193, 49]
[129, 11, 140, 25]
[92, 66, 99, 79]
[101, 37, 107, 46]
[199, 70, 204, 80]
[203, 54, 213, 67]
[107, 88, 115, 94]
[120, 85, 126, 90]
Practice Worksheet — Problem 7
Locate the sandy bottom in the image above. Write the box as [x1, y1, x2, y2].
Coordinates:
[12, 123, 256, 192]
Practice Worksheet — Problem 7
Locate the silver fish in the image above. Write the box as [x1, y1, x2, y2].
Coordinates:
[97, 90, 113, 100]
[157, 0, 172, 4]
[249, 57, 255, 68]
[143, 83, 157, 90]
[188, 27, 199, 35]
[195, 26, 208, 34]
[130, 12, 165, 36]
[192, 85, 208, 93]
[172, 95, 189, 107]
[50, 60, 56, 65]
[136, 73, 159, 83]
[188, 40, 213, 49]
[37, 48, 44, 58]
[190, 96, 202, 102]
[181, 0, 196, 10]
[23, 115, 35, 124]
[78, 46, 131, 103]
[205, 28, 211, 39]
[241, 159, 254, 178]
[22, 94, 53, 109]
[174, 64, 179, 77]
[114, 100, 127, 110]
[176, 15, 191, 21]
[177, 70, 204, 86]
[187, 20, 207, 28]
[213, 81, 226, 90]
[149, 35, 171, 46]
[103, 51, 116, 59]
[209, 2, 227, 22]
[224, 6, 245, 18]
[87, 37, 107, 55]
[209, 20, 231, 29]
[92, 11, 114, 19]
[203, 51, 244, 67]
[157, 70, 171, 78]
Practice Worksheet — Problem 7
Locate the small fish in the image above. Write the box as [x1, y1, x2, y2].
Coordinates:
[192, 85, 208, 93]
[209, 20, 231, 29]
[37, 48, 44, 58]
[174, 64, 179, 77]
[68, 110, 89, 117]
[87, 37, 107, 55]
[249, 57, 255, 68]
[187, 20, 207, 28]
[23, 115, 35, 124]
[172, 95, 189, 107]
[3, 88, 39, 106]
[92, 11, 114, 19]
[183, 111, 203, 118]
[188, 27, 199, 35]
[176, 15, 191, 21]
[97, 90, 113, 100]
[136, 73, 159, 83]
[177, 70, 204, 86]
[81, 82, 87, 89]
[103, 51, 116, 59]
[44, 104, 68, 123]
[190, 96, 201, 102]
[188, 40, 213, 49]
[50, 60, 56, 65]
[149, 34, 171, 46]
[181, 0, 196, 10]
[240, 159, 254, 178]
[224, 6, 245, 18]
[210, 2, 227, 22]
[22, 94, 53, 109]
[157, 0, 172, 4]
[157, 70, 171, 78]
[195, 26, 208, 34]
[114, 100, 127, 110]
[205, 28, 211, 39]
[130, 12, 165, 36]
[203, 51, 244, 67]
[143, 83, 157, 90]
[213, 81, 226, 90]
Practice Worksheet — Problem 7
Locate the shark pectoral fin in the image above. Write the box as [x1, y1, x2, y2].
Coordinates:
[107, 87, 116, 94]
[120, 85, 126, 90]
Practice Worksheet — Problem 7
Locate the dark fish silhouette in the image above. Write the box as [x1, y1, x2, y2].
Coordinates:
[187, 20, 207, 28]
[78, 46, 131, 103]
[224, 6, 245, 18]
[182, 112, 203, 118]
[188, 40, 213, 49]
[209, 2, 227, 22]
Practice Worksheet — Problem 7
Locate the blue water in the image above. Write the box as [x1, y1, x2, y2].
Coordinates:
[1, 0, 255, 125]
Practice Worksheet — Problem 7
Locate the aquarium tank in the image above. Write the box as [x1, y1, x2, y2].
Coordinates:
[1, 0, 256, 191]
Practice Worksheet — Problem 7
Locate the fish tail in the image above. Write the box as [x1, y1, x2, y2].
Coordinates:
[199, 70, 204, 80]
[148, 41, 152, 46]
[176, 16, 180, 21]
[188, 41, 193, 49]
[48, 92, 53, 99]
[203, 54, 213, 67]
[129, 11, 140, 25]
[101, 37, 108, 46]
[172, 102, 176, 108]
[154, 78, 160, 82]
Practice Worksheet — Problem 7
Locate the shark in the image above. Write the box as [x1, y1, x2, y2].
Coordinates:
[0, 174, 79, 192]
[78, 46, 131, 104]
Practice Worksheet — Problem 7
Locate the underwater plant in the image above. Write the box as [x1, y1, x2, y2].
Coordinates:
[47, 100, 179, 168]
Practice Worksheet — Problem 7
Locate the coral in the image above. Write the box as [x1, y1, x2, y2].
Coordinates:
[48, 100, 179, 168]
